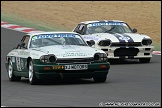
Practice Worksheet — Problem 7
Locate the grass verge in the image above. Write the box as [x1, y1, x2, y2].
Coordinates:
[1, 13, 68, 31]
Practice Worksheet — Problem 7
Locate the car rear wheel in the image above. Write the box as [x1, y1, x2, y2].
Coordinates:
[8, 60, 21, 81]
[29, 60, 38, 85]
[93, 76, 107, 83]
[139, 58, 151, 63]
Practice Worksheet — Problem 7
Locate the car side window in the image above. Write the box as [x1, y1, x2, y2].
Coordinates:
[23, 36, 30, 48]
[16, 35, 30, 49]
[79, 24, 86, 35]
[74, 24, 86, 35]
[73, 24, 80, 32]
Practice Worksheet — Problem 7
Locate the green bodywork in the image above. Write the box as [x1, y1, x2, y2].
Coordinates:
[5, 57, 110, 80]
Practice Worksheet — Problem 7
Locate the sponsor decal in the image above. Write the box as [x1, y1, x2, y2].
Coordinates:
[62, 52, 91, 57]
[16, 57, 25, 71]
[12, 57, 15, 63]
[83, 36, 99, 41]
[34, 34, 77, 40]
[20, 59, 24, 70]
[89, 22, 125, 27]
[16, 57, 22, 71]
[18, 51, 30, 55]
[52, 66, 64, 70]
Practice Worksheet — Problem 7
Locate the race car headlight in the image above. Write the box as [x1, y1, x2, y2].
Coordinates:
[98, 39, 111, 46]
[142, 38, 152, 45]
[40, 54, 57, 63]
[94, 53, 107, 62]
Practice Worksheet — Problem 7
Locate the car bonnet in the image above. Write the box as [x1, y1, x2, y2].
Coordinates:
[82, 33, 151, 43]
[31, 45, 103, 59]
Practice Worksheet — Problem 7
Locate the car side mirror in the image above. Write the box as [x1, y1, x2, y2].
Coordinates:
[132, 28, 137, 33]
[87, 40, 95, 46]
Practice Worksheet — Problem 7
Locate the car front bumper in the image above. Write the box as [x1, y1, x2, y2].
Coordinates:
[33, 62, 110, 80]
[98, 46, 154, 59]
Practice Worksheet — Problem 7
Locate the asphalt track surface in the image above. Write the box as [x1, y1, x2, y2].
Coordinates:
[1, 28, 161, 107]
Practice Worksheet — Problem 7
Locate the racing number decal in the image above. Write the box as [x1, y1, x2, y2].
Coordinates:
[21, 60, 24, 70]
[16, 57, 22, 71]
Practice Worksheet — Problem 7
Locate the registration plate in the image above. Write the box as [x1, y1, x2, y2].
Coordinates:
[65, 64, 88, 70]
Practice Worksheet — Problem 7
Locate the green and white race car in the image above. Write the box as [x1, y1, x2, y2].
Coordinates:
[5, 31, 110, 85]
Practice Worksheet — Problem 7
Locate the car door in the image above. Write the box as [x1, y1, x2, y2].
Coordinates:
[14, 35, 30, 73]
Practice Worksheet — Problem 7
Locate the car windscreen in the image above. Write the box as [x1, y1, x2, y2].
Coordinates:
[29, 33, 87, 48]
[86, 22, 133, 34]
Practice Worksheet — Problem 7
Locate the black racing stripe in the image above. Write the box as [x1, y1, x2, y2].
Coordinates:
[122, 34, 134, 42]
[113, 34, 126, 42]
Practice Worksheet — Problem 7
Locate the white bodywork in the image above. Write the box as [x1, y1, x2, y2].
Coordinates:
[7, 45, 104, 59]
[72, 20, 154, 59]
[82, 33, 154, 59]
[7, 32, 105, 60]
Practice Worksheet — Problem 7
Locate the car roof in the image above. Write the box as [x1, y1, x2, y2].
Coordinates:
[27, 31, 79, 36]
[80, 20, 125, 24]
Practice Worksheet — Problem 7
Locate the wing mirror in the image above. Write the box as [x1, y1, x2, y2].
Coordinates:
[87, 40, 95, 47]
[132, 28, 137, 33]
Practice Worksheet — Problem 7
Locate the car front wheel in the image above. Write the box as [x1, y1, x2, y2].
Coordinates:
[29, 60, 38, 85]
[8, 60, 21, 81]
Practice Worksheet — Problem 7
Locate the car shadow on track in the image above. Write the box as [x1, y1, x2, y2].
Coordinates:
[19, 78, 105, 85]
[108, 59, 144, 65]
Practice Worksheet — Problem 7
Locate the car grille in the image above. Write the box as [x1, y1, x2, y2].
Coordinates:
[114, 48, 139, 56]
[111, 42, 142, 47]
[56, 58, 94, 64]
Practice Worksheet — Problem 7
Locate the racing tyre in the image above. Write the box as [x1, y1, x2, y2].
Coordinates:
[29, 60, 38, 85]
[93, 76, 107, 83]
[8, 60, 21, 81]
[139, 58, 151, 63]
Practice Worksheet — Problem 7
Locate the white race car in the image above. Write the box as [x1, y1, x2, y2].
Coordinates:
[5, 31, 110, 85]
[72, 20, 154, 63]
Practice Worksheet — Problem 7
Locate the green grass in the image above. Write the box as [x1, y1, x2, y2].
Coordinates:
[1, 13, 161, 51]
[153, 43, 161, 51]
[1, 13, 69, 31]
